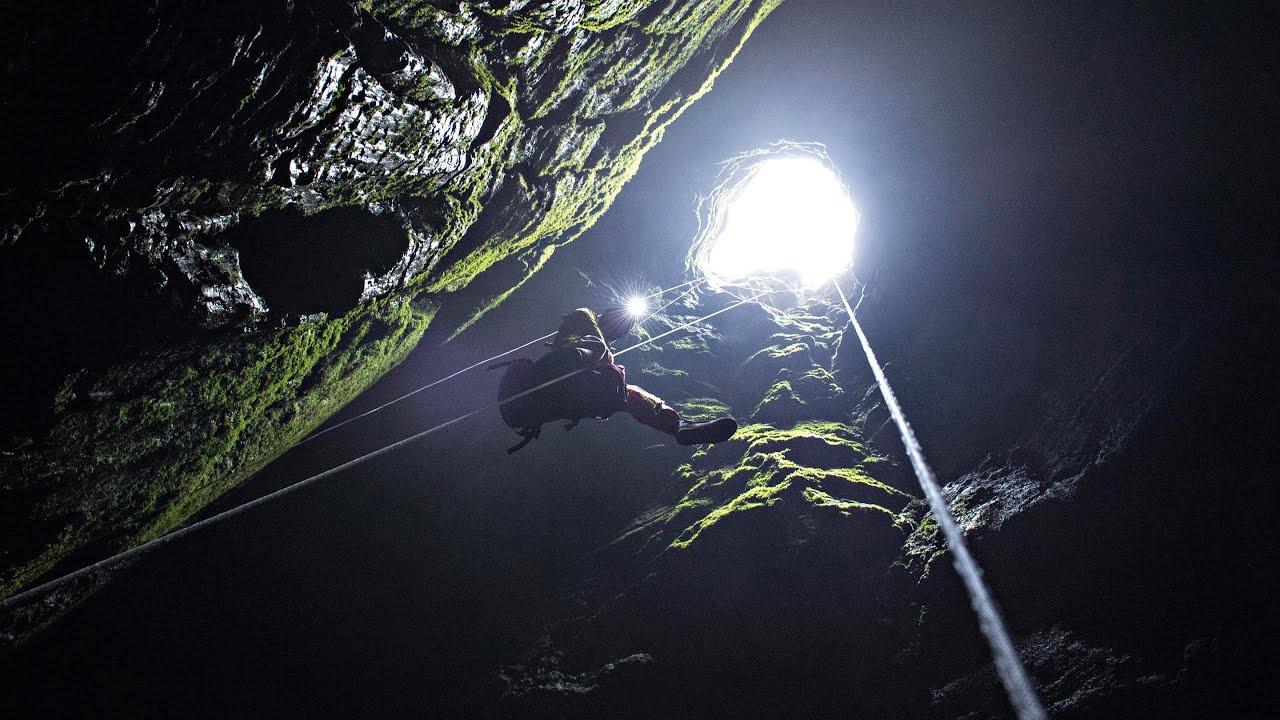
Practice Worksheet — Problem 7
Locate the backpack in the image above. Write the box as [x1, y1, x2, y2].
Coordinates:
[491, 354, 628, 453]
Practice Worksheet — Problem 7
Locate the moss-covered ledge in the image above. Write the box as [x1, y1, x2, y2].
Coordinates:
[0, 293, 434, 606]
[658, 421, 911, 551]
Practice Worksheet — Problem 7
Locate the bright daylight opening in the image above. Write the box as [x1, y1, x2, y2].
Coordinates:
[701, 155, 859, 289]
[626, 296, 648, 316]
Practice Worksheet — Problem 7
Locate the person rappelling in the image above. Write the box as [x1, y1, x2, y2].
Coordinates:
[492, 307, 739, 453]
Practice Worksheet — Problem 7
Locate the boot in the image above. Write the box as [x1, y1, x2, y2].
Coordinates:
[675, 417, 738, 445]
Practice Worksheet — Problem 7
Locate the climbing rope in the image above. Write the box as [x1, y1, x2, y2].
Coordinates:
[299, 277, 706, 445]
[0, 287, 758, 613]
[831, 278, 1047, 720]
[639, 279, 704, 321]
[298, 332, 556, 446]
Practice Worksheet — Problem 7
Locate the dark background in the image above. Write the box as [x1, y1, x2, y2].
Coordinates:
[5, 0, 1275, 716]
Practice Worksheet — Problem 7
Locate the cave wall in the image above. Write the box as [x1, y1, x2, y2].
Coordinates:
[489, 294, 930, 716]
[438, 203, 1244, 709]
[0, 0, 783, 632]
[490, 280, 1248, 718]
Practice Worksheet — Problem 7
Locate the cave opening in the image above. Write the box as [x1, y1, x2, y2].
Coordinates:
[221, 206, 411, 317]
[690, 147, 859, 293]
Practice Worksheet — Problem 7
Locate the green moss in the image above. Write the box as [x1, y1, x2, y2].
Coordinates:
[445, 243, 559, 341]
[668, 335, 711, 353]
[747, 341, 812, 363]
[751, 367, 845, 425]
[738, 333, 832, 396]
[654, 419, 912, 551]
[767, 304, 844, 339]
[676, 397, 730, 422]
[176, 178, 215, 206]
[895, 505, 941, 575]
[670, 477, 790, 548]
[758, 378, 799, 406]
[541, 122, 609, 178]
[581, 0, 649, 32]
[429, 0, 782, 333]
[1, 293, 435, 600]
[1, 0, 788, 622]
[897, 485, 978, 578]
[641, 361, 690, 380]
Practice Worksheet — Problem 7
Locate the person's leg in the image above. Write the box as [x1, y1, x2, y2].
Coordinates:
[625, 385, 680, 434]
[625, 384, 738, 445]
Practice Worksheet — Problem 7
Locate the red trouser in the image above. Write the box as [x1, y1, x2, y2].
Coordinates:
[625, 385, 680, 435]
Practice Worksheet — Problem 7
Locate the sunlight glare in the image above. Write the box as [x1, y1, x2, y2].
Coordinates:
[704, 156, 858, 288]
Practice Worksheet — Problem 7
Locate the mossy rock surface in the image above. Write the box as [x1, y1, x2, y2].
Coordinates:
[525, 304, 924, 710]
[597, 303, 917, 582]
[0, 296, 435, 606]
[0, 0, 784, 632]
[751, 367, 847, 425]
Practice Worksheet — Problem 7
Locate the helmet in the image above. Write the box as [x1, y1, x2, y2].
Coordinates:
[596, 305, 640, 343]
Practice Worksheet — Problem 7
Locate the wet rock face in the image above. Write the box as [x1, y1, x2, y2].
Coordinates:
[932, 628, 1185, 719]
[3, 0, 781, 437]
[5, 1, 486, 324]
[877, 263, 1267, 717]
[3, 0, 775, 329]
[1, 0, 780, 635]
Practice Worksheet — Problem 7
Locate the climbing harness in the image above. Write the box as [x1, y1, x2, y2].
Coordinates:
[0, 283, 756, 613]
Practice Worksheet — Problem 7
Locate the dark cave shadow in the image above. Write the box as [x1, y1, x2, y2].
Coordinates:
[221, 206, 410, 317]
